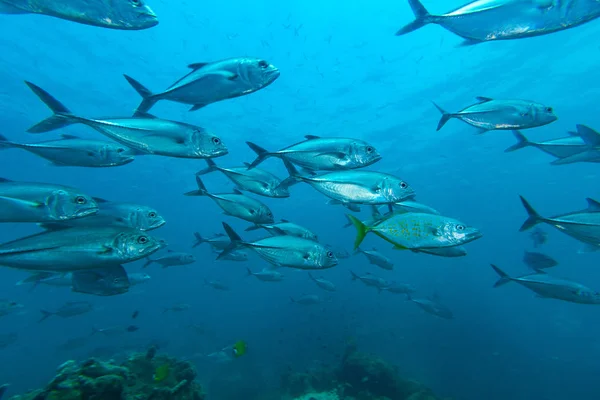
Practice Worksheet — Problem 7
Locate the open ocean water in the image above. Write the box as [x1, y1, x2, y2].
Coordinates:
[1, 1, 600, 399]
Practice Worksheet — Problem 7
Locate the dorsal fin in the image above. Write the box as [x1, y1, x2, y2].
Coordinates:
[133, 111, 158, 119]
[188, 63, 209, 70]
[60, 134, 80, 140]
[475, 96, 493, 103]
[93, 197, 109, 203]
[576, 124, 600, 146]
[232, 188, 243, 195]
[567, 131, 579, 137]
[304, 135, 320, 140]
[243, 162, 251, 167]
[586, 198, 600, 212]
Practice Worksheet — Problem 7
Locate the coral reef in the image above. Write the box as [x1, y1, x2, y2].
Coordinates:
[8, 350, 204, 400]
[282, 343, 442, 400]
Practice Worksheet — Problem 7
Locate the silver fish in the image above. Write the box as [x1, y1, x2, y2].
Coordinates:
[39, 197, 165, 231]
[214, 248, 248, 262]
[220, 222, 337, 270]
[0, 177, 97, 223]
[550, 125, 600, 165]
[0, 133, 135, 167]
[506, 130, 588, 159]
[0, 300, 24, 317]
[381, 283, 416, 295]
[396, 0, 600, 45]
[247, 135, 381, 171]
[519, 196, 600, 251]
[16, 272, 71, 290]
[124, 57, 280, 112]
[204, 280, 230, 291]
[290, 294, 323, 305]
[198, 159, 290, 198]
[530, 227, 548, 248]
[39, 301, 93, 322]
[246, 219, 318, 241]
[308, 273, 336, 292]
[185, 176, 274, 224]
[417, 246, 468, 257]
[350, 271, 391, 291]
[286, 162, 415, 207]
[246, 268, 284, 282]
[0, 0, 158, 30]
[25, 82, 227, 159]
[163, 303, 191, 313]
[192, 232, 229, 250]
[143, 250, 196, 268]
[523, 251, 558, 271]
[355, 248, 394, 270]
[408, 293, 453, 319]
[71, 266, 130, 296]
[0, 227, 163, 271]
[491, 265, 600, 304]
[434, 97, 557, 133]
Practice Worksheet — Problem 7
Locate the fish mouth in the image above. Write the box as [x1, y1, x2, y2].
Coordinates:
[264, 68, 281, 84]
[149, 220, 166, 230]
[76, 207, 99, 218]
[464, 231, 483, 243]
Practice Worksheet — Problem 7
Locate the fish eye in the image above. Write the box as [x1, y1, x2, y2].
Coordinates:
[76, 196, 87, 204]
[366, 146, 374, 154]
[9, 301, 17, 306]
[456, 224, 465, 231]
[326, 251, 334, 258]
[399, 182, 408, 189]
[212, 137, 221, 145]
[148, 212, 157, 218]
[258, 60, 269, 68]
[137, 236, 149, 244]
[117, 148, 125, 153]
[545, 107, 553, 113]
[130, 0, 142, 6]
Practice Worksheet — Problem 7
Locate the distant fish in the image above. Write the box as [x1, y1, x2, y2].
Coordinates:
[39, 301, 94, 322]
[91, 326, 129, 336]
[0, 0, 158, 30]
[433, 97, 557, 133]
[185, 176, 274, 225]
[143, 250, 196, 268]
[192, 232, 229, 250]
[246, 268, 284, 282]
[549, 125, 600, 165]
[204, 279, 230, 291]
[232, 340, 248, 358]
[407, 293, 453, 319]
[505, 130, 588, 160]
[25, 82, 228, 159]
[290, 294, 324, 305]
[395, 0, 600, 45]
[350, 271, 391, 291]
[530, 227, 548, 248]
[381, 283, 416, 295]
[0, 133, 136, 167]
[355, 248, 394, 271]
[519, 196, 600, 251]
[491, 264, 600, 304]
[308, 273, 336, 292]
[0, 300, 24, 318]
[247, 135, 381, 172]
[124, 57, 279, 113]
[197, 159, 291, 198]
[523, 251, 558, 271]
[162, 304, 191, 313]
[132, 310, 139, 319]
[246, 220, 318, 241]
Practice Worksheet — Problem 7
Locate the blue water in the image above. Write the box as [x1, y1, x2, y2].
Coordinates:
[1, 1, 600, 399]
